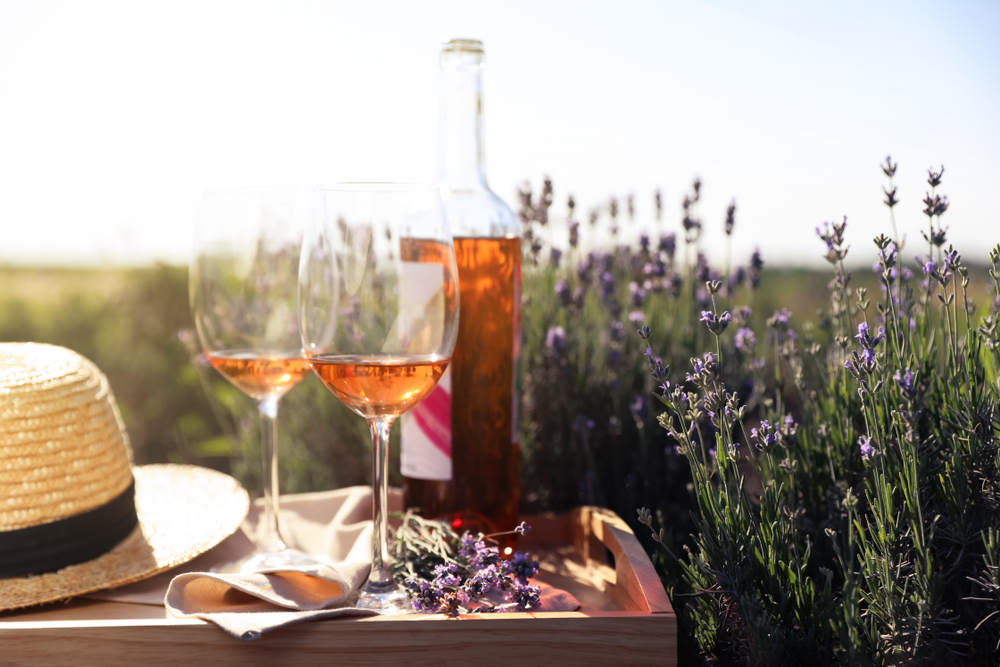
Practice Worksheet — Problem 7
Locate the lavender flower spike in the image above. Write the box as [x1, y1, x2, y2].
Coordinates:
[700, 310, 732, 336]
[858, 435, 879, 464]
[734, 327, 756, 354]
[893, 368, 918, 401]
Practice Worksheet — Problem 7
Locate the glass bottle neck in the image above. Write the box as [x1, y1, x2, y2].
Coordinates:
[438, 49, 487, 192]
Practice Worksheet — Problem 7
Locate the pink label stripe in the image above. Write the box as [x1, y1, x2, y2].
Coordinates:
[411, 384, 452, 458]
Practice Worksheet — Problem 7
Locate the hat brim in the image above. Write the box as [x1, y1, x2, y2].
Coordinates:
[0, 464, 249, 612]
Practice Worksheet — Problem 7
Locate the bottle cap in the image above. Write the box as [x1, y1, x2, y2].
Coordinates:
[441, 38, 483, 54]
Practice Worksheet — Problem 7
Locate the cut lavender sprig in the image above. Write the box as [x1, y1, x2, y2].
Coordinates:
[392, 511, 542, 617]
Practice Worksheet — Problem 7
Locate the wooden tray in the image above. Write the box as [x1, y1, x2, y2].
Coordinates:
[0, 507, 676, 666]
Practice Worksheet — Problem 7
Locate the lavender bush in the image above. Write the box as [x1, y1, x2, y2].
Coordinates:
[636, 160, 1000, 664]
[518, 178, 762, 567]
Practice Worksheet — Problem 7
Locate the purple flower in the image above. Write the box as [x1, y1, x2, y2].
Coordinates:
[639, 233, 650, 253]
[458, 533, 478, 558]
[508, 579, 541, 610]
[629, 394, 648, 423]
[628, 310, 645, 324]
[568, 220, 580, 248]
[855, 322, 885, 349]
[545, 326, 566, 353]
[554, 279, 571, 308]
[686, 352, 718, 384]
[629, 281, 647, 308]
[470, 543, 501, 570]
[642, 346, 670, 387]
[930, 226, 947, 246]
[700, 310, 732, 336]
[944, 248, 961, 272]
[611, 321, 626, 341]
[509, 551, 539, 582]
[750, 419, 780, 451]
[695, 253, 712, 283]
[406, 578, 443, 612]
[732, 306, 753, 324]
[770, 309, 792, 328]
[658, 233, 677, 260]
[748, 249, 764, 288]
[724, 201, 736, 236]
[549, 247, 563, 268]
[728, 266, 746, 293]
[845, 343, 878, 378]
[432, 563, 462, 587]
[734, 327, 756, 354]
[877, 243, 898, 269]
[766, 308, 797, 344]
[780, 415, 799, 442]
[894, 368, 918, 401]
[600, 272, 616, 299]
[859, 436, 878, 462]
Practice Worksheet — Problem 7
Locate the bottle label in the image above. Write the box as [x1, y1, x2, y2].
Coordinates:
[401, 367, 452, 480]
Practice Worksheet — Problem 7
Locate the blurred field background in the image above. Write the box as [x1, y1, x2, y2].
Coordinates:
[3, 237, 991, 509]
[0, 263, 372, 496]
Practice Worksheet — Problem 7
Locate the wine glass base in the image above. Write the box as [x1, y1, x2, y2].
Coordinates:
[211, 547, 330, 574]
[356, 588, 414, 614]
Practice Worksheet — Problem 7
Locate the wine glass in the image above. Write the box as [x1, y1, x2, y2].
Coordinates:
[299, 183, 459, 612]
[190, 187, 323, 573]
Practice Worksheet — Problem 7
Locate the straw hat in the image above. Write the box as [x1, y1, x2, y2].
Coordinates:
[0, 342, 249, 611]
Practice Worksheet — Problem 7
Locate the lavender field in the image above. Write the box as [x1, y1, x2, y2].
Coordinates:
[4, 163, 1000, 663]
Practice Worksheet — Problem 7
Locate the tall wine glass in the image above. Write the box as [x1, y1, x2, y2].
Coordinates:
[190, 187, 322, 573]
[299, 184, 459, 612]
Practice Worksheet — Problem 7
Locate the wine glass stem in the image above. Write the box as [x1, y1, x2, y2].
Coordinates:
[368, 418, 394, 588]
[258, 397, 288, 553]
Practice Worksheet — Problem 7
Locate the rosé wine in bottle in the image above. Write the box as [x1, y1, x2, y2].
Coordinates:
[401, 39, 522, 548]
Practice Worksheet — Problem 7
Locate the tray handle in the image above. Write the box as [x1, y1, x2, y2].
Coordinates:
[574, 507, 673, 614]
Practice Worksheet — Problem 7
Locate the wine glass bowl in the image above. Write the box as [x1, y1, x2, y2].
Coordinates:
[190, 187, 322, 572]
[299, 183, 458, 612]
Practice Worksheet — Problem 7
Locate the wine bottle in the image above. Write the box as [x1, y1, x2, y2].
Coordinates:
[401, 39, 522, 547]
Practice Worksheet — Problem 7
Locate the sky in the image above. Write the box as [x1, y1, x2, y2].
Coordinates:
[0, 0, 998, 268]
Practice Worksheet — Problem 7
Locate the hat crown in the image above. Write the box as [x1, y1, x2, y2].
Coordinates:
[1, 343, 134, 531]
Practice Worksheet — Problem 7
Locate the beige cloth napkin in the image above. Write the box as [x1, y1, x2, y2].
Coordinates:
[164, 566, 378, 639]
[90, 486, 579, 640]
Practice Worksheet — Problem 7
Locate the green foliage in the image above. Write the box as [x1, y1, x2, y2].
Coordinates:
[634, 166, 1000, 664]
[0, 264, 376, 499]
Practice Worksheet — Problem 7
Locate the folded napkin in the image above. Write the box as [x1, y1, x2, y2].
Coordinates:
[90, 486, 579, 639]
[165, 564, 379, 639]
